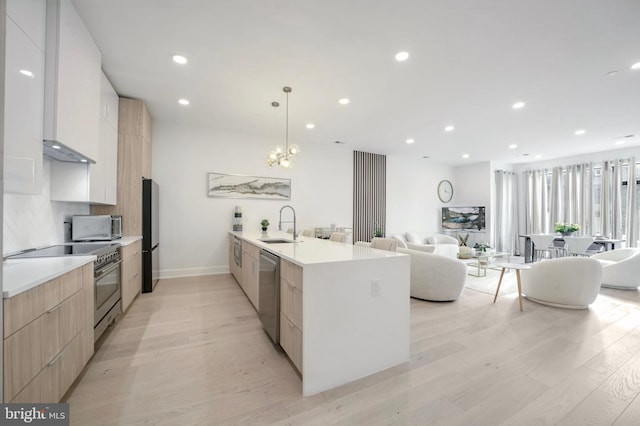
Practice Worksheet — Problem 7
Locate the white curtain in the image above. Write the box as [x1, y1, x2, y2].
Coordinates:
[600, 160, 611, 237]
[626, 158, 638, 247]
[494, 170, 519, 254]
[524, 169, 548, 234]
[579, 163, 594, 236]
[612, 160, 623, 239]
[549, 167, 563, 229]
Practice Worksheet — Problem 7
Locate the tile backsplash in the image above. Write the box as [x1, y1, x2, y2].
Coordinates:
[3, 159, 89, 255]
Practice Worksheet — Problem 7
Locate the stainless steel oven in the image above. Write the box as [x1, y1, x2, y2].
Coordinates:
[93, 245, 122, 342]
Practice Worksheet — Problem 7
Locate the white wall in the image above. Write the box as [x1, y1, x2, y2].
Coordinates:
[3, 159, 89, 255]
[451, 161, 492, 247]
[153, 122, 353, 278]
[153, 122, 455, 278]
[386, 156, 454, 236]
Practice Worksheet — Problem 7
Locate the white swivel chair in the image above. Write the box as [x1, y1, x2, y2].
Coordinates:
[592, 248, 640, 289]
[520, 257, 602, 309]
[564, 236, 596, 256]
[301, 229, 313, 237]
[530, 234, 558, 260]
[329, 232, 347, 243]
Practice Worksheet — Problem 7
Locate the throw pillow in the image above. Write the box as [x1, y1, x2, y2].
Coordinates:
[425, 236, 437, 244]
[405, 232, 422, 244]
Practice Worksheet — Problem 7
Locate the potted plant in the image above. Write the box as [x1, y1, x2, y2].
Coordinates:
[554, 223, 580, 236]
[261, 219, 270, 233]
[458, 233, 472, 259]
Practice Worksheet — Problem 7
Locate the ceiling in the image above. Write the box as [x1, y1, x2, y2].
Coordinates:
[72, 0, 640, 166]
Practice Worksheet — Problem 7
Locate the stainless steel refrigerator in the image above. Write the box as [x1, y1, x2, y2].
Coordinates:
[142, 179, 159, 293]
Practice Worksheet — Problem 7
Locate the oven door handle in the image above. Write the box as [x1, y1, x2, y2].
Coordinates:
[95, 259, 122, 280]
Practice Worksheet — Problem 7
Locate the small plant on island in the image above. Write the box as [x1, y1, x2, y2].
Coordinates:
[261, 219, 270, 231]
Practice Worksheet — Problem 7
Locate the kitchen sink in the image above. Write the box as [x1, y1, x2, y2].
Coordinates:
[260, 238, 297, 244]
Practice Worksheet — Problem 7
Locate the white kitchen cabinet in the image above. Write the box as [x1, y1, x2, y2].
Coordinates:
[89, 72, 118, 204]
[3, 0, 46, 194]
[44, 0, 101, 162]
[51, 72, 118, 204]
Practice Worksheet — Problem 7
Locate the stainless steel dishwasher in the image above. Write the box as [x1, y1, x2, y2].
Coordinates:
[258, 250, 280, 344]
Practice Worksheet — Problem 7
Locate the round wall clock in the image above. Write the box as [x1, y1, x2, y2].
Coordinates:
[437, 180, 453, 203]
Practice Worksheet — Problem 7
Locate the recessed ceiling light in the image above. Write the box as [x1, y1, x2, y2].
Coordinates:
[444, 125, 455, 132]
[512, 101, 525, 110]
[339, 98, 350, 105]
[334, 140, 346, 144]
[509, 144, 518, 149]
[574, 129, 586, 135]
[19, 69, 34, 78]
[462, 154, 470, 159]
[406, 138, 415, 144]
[178, 99, 190, 106]
[606, 70, 618, 76]
[52, 144, 61, 149]
[422, 156, 431, 159]
[80, 159, 87, 163]
[172, 55, 187, 64]
[522, 153, 530, 157]
[395, 51, 409, 61]
[535, 154, 542, 159]
[306, 123, 315, 129]
[631, 61, 640, 70]
[615, 140, 625, 145]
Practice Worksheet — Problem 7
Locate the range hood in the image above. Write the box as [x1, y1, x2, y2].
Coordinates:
[43, 140, 96, 163]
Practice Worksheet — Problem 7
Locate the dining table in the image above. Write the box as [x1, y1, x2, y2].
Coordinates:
[520, 235, 625, 263]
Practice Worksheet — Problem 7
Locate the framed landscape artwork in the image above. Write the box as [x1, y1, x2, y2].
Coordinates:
[207, 173, 291, 200]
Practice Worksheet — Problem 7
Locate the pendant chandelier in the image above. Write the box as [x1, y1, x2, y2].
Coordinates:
[267, 86, 300, 168]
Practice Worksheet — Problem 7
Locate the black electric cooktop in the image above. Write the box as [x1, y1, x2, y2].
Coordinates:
[8, 243, 117, 259]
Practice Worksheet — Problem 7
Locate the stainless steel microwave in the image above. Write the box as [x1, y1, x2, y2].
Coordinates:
[72, 215, 123, 241]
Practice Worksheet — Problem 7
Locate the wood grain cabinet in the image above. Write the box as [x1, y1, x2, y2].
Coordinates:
[121, 240, 142, 312]
[241, 242, 260, 310]
[3, 263, 94, 403]
[92, 98, 152, 235]
[280, 259, 303, 372]
[229, 236, 242, 285]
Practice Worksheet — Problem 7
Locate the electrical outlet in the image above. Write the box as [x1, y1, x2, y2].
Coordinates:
[371, 280, 381, 297]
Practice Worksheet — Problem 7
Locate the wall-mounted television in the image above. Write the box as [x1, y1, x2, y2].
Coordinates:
[442, 206, 486, 231]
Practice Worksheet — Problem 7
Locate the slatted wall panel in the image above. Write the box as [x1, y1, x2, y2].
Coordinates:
[353, 151, 386, 243]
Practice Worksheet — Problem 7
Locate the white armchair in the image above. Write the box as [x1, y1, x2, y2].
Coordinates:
[591, 248, 640, 289]
[397, 247, 467, 301]
[392, 232, 458, 258]
[520, 257, 602, 309]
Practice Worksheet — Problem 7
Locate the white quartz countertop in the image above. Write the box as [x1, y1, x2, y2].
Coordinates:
[119, 236, 143, 246]
[2, 237, 142, 299]
[3, 256, 95, 298]
[231, 231, 406, 265]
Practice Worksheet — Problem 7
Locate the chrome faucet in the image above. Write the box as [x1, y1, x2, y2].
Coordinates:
[278, 205, 297, 240]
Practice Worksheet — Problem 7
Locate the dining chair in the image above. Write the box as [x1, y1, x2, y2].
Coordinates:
[564, 236, 596, 256]
[370, 237, 398, 252]
[301, 229, 313, 237]
[329, 232, 347, 243]
[530, 234, 558, 261]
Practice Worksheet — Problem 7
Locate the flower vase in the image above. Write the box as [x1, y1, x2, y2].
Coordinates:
[561, 232, 574, 237]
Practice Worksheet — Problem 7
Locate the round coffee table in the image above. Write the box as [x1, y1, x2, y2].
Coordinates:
[493, 262, 532, 312]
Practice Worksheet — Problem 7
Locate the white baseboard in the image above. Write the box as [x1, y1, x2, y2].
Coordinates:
[159, 266, 229, 279]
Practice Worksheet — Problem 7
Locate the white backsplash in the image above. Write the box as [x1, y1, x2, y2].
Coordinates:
[3, 159, 89, 255]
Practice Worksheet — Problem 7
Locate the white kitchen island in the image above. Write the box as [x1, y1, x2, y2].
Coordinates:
[230, 231, 410, 396]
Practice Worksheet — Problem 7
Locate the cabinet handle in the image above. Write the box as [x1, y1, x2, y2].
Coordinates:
[47, 351, 63, 367]
[46, 300, 65, 314]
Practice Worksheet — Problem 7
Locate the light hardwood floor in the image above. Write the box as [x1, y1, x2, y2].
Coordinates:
[65, 273, 640, 425]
